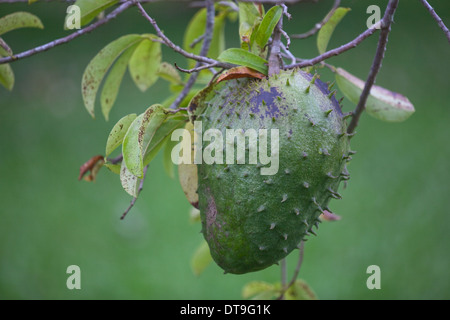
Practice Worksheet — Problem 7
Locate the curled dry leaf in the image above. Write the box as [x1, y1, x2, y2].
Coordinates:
[78, 155, 105, 181]
[335, 68, 415, 122]
[216, 66, 266, 84]
[178, 122, 199, 208]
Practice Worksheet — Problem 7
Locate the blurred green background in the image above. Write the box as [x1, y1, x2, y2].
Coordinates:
[0, 0, 449, 300]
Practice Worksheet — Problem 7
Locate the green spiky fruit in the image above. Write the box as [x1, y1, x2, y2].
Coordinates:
[188, 69, 351, 274]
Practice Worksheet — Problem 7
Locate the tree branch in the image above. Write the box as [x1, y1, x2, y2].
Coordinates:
[108, 154, 123, 165]
[134, 0, 233, 70]
[175, 62, 219, 74]
[291, 0, 340, 39]
[268, 14, 283, 76]
[284, 24, 379, 69]
[165, 0, 215, 109]
[347, 0, 399, 134]
[419, 0, 450, 44]
[120, 165, 149, 220]
[0, 1, 134, 65]
[281, 42, 296, 65]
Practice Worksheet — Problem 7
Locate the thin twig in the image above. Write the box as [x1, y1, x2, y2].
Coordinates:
[347, 0, 399, 134]
[190, 0, 304, 5]
[281, 42, 296, 65]
[277, 241, 304, 300]
[134, 0, 233, 70]
[235, 0, 303, 3]
[174, 62, 219, 74]
[165, 107, 189, 114]
[291, 0, 341, 39]
[284, 25, 379, 69]
[108, 154, 123, 165]
[419, 0, 450, 44]
[281, 3, 292, 20]
[189, 34, 205, 49]
[120, 165, 149, 220]
[280, 28, 291, 50]
[0, 0, 195, 2]
[0, 1, 134, 65]
[167, 0, 215, 109]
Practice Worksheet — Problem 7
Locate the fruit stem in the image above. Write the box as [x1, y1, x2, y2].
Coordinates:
[277, 241, 305, 300]
[268, 15, 283, 76]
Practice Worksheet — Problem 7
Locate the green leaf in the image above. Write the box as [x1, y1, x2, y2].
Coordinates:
[104, 162, 121, 175]
[317, 7, 351, 54]
[161, 89, 200, 109]
[101, 44, 138, 121]
[157, 62, 183, 85]
[120, 160, 141, 197]
[238, 2, 261, 50]
[0, 12, 43, 36]
[285, 279, 317, 300]
[81, 34, 143, 118]
[163, 139, 178, 178]
[129, 36, 162, 92]
[105, 113, 137, 157]
[0, 63, 14, 91]
[250, 5, 282, 53]
[191, 241, 213, 276]
[28, 0, 39, 4]
[122, 105, 168, 178]
[218, 48, 268, 75]
[68, 0, 118, 27]
[0, 37, 13, 56]
[143, 118, 186, 166]
[242, 281, 276, 300]
[335, 67, 415, 122]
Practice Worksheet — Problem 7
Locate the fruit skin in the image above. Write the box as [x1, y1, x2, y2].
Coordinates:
[189, 69, 351, 274]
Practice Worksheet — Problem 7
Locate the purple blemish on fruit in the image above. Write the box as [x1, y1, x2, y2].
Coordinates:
[249, 87, 287, 119]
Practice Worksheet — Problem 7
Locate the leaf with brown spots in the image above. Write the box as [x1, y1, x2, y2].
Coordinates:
[129, 35, 162, 92]
[120, 160, 141, 197]
[122, 104, 168, 178]
[0, 12, 43, 36]
[78, 155, 104, 182]
[101, 44, 139, 121]
[177, 122, 199, 208]
[105, 113, 137, 157]
[157, 62, 183, 85]
[216, 66, 266, 84]
[81, 34, 144, 118]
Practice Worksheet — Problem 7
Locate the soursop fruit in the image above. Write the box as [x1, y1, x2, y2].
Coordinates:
[188, 69, 351, 274]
